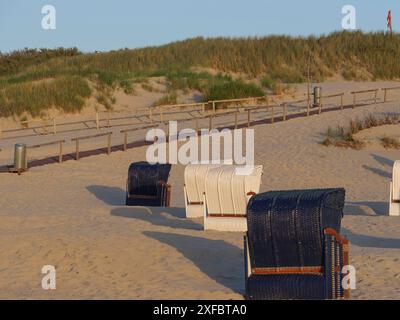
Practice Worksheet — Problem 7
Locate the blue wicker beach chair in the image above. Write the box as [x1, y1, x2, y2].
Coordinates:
[126, 162, 172, 207]
[244, 188, 349, 300]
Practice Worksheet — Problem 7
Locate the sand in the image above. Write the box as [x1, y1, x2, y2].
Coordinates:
[0, 81, 400, 299]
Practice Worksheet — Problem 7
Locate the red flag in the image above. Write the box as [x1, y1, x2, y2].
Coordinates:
[387, 10, 393, 33]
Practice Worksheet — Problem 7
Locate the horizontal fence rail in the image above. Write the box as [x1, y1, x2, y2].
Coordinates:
[27, 139, 66, 164]
[2, 85, 399, 140]
[71, 132, 113, 160]
[2, 84, 400, 172]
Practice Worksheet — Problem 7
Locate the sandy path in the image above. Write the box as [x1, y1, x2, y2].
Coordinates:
[0, 82, 400, 299]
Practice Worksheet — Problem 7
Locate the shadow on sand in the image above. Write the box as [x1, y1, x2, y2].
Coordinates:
[371, 154, 394, 168]
[143, 231, 244, 294]
[87, 185, 126, 206]
[343, 228, 400, 249]
[362, 154, 395, 179]
[345, 201, 388, 216]
[111, 207, 202, 230]
[362, 165, 391, 179]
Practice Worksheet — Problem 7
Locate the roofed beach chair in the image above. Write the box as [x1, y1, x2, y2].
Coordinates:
[244, 188, 350, 300]
[203, 165, 263, 232]
[126, 162, 172, 207]
[389, 160, 400, 216]
[184, 164, 223, 218]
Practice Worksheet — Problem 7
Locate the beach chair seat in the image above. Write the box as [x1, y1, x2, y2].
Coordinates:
[389, 160, 400, 216]
[184, 164, 223, 218]
[246, 274, 326, 300]
[204, 215, 249, 232]
[203, 165, 263, 232]
[126, 162, 172, 207]
[244, 188, 350, 300]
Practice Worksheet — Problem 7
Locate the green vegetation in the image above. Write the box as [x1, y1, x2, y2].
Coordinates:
[203, 80, 264, 101]
[0, 47, 81, 77]
[2, 31, 400, 116]
[0, 76, 90, 117]
[321, 113, 400, 149]
[153, 92, 178, 106]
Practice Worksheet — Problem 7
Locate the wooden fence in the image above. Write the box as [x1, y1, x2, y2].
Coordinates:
[350, 89, 379, 108]
[71, 132, 113, 160]
[27, 139, 66, 164]
[3, 84, 400, 172]
[2, 85, 400, 140]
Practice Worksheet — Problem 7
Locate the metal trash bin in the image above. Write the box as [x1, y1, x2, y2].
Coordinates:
[313, 86, 322, 108]
[14, 143, 27, 172]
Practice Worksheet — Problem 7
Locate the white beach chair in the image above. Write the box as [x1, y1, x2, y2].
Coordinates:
[203, 165, 263, 232]
[184, 164, 223, 218]
[389, 160, 400, 216]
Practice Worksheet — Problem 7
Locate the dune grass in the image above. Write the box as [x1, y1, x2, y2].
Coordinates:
[0, 76, 91, 117]
[153, 92, 178, 107]
[2, 31, 400, 116]
[203, 80, 264, 101]
[321, 113, 400, 149]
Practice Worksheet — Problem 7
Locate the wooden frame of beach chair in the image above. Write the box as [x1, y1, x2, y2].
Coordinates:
[244, 188, 350, 300]
[389, 160, 400, 216]
[184, 164, 223, 218]
[202, 165, 263, 232]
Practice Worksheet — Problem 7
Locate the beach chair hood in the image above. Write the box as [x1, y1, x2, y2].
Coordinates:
[244, 188, 347, 300]
[184, 164, 223, 204]
[126, 162, 171, 206]
[246, 188, 345, 268]
[205, 165, 263, 216]
[392, 160, 400, 201]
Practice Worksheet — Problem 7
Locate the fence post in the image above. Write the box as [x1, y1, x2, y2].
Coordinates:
[247, 109, 251, 127]
[352, 93, 356, 108]
[283, 104, 287, 121]
[107, 111, 110, 127]
[96, 112, 99, 130]
[271, 105, 275, 123]
[317, 101, 321, 114]
[59, 141, 63, 163]
[123, 132, 128, 151]
[212, 101, 216, 115]
[341, 94, 344, 110]
[107, 133, 111, 155]
[209, 115, 213, 130]
[195, 118, 199, 134]
[53, 118, 57, 134]
[319, 96, 323, 114]
[75, 139, 80, 161]
[374, 90, 378, 104]
[149, 108, 153, 124]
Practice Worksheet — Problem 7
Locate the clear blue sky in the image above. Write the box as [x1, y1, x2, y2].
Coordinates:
[0, 0, 399, 53]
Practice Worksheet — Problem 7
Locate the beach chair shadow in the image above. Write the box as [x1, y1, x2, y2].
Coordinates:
[342, 228, 400, 249]
[143, 231, 244, 294]
[371, 154, 394, 168]
[363, 165, 391, 179]
[111, 207, 202, 230]
[86, 185, 125, 206]
[345, 201, 388, 216]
